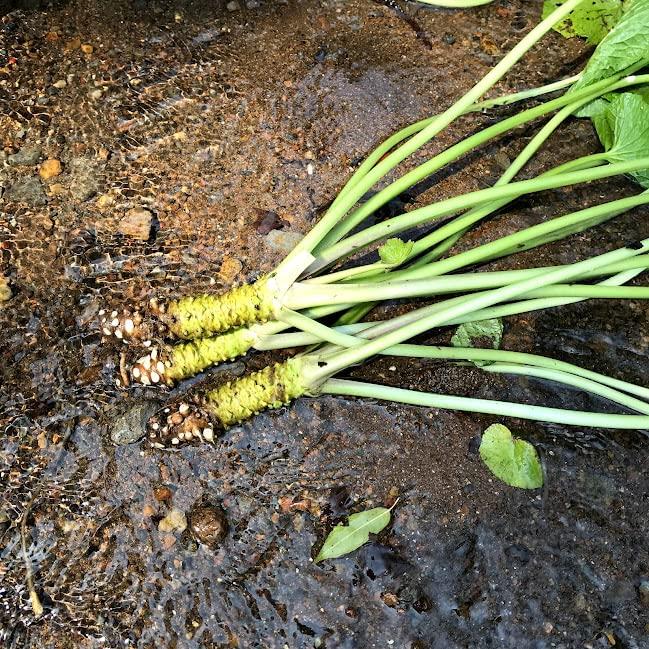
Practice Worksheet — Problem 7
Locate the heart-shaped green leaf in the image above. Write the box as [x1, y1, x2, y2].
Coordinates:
[479, 424, 544, 489]
[570, 0, 649, 98]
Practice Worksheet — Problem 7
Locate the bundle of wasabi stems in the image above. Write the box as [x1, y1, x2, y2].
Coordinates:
[102, 0, 649, 447]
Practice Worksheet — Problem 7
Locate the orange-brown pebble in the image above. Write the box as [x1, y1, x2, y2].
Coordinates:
[81, 43, 94, 54]
[153, 486, 173, 502]
[160, 534, 177, 549]
[39, 159, 62, 180]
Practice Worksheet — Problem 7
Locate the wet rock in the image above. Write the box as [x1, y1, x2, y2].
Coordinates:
[118, 207, 153, 240]
[109, 399, 160, 445]
[638, 581, 649, 608]
[226, 0, 240, 10]
[39, 158, 62, 180]
[7, 146, 42, 166]
[5, 177, 47, 206]
[604, 580, 636, 610]
[158, 507, 187, 533]
[69, 157, 100, 201]
[189, 504, 228, 550]
[505, 543, 531, 564]
[246, 0, 260, 8]
[264, 228, 303, 255]
[254, 209, 287, 235]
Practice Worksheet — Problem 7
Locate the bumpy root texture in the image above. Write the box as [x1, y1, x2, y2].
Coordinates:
[130, 328, 256, 386]
[100, 275, 275, 346]
[160, 275, 276, 339]
[146, 357, 308, 448]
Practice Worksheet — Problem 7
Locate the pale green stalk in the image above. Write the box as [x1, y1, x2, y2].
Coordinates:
[275, 0, 586, 272]
[313, 158, 649, 270]
[322, 379, 649, 429]
[308, 238, 649, 381]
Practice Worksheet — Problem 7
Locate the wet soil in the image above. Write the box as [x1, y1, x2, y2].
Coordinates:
[1, 1, 648, 647]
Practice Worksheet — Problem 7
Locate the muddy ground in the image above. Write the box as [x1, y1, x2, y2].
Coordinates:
[1, 0, 648, 647]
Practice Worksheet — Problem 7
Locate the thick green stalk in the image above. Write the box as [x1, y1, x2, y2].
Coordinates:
[285, 276, 649, 309]
[334, 74, 581, 207]
[481, 363, 649, 415]
[313, 159, 649, 271]
[257, 267, 646, 353]
[276, 0, 586, 269]
[315, 76, 615, 253]
[310, 238, 649, 381]
[387, 190, 649, 283]
[322, 379, 649, 429]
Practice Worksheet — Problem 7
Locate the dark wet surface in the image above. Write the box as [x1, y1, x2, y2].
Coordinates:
[1, 1, 648, 647]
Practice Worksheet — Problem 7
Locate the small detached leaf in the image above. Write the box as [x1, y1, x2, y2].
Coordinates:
[315, 506, 391, 562]
[451, 318, 503, 354]
[542, 0, 625, 44]
[479, 424, 543, 489]
[378, 238, 414, 266]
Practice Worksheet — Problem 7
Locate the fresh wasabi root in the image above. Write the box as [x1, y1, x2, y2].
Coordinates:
[100, 275, 277, 344]
[161, 276, 277, 338]
[146, 357, 309, 448]
[129, 327, 258, 386]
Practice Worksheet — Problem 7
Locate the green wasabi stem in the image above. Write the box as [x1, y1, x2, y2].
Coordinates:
[310, 96, 593, 289]
[277, 0, 587, 269]
[314, 75, 618, 255]
[282, 190, 649, 311]
[257, 266, 647, 352]
[309, 237, 649, 383]
[321, 379, 649, 430]
[479, 363, 649, 415]
[142, 262, 646, 385]
[286, 270, 649, 309]
[319, 73, 581, 214]
[312, 157, 649, 271]
[314, 70, 649, 259]
[144, 249, 649, 437]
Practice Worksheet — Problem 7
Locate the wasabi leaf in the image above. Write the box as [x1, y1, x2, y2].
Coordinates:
[451, 318, 503, 351]
[571, 0, 649, 96]
[595, 92, 649, 187]
[542, 0, 625, 44]
[315, 507, 391, 562]
[479, 424, 544, 489]
[378, 238, 414, 266]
